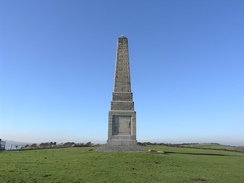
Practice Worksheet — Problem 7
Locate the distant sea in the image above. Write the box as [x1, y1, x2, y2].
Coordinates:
[4, 140, 30, 150]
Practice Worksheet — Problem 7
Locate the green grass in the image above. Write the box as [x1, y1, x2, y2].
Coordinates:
[179, 143, 235, 150]
[0, 145, 244, 183]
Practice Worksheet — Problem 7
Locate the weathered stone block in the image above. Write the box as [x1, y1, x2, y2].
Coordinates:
[110, 101, 134, 110]
[112, 92, 132, 101]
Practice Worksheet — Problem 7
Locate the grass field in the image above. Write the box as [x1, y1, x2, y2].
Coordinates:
[0, 145, 243, 183]
[178, 143, 236, 150]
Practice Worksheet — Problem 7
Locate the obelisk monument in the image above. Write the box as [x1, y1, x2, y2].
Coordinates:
[99, 35, 146, 151]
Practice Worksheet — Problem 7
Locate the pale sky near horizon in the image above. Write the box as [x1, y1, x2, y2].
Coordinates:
[1, 0, 244, 146]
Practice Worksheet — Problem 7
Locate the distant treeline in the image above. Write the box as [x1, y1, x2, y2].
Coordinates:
[21, 142, 98, 149]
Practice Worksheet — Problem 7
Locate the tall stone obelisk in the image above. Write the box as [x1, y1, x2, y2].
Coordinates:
[99, 36, 146, 151]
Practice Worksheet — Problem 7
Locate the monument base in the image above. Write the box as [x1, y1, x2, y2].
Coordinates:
[96, 140, 147, 152]
[97, 145, 147, 152]
[107, 139, 137, 146]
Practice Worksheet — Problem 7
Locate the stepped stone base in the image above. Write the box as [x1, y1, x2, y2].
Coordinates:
[96, 144, 148, 152]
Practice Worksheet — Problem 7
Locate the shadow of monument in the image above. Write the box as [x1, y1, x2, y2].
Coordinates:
[163, 151, 229, 156]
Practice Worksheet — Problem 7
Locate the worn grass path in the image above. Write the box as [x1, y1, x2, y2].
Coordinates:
[0, 145, 243, 183]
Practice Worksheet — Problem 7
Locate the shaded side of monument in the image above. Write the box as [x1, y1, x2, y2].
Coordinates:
[98, 36, 146, 151]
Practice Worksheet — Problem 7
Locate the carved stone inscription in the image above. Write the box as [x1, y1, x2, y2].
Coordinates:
[112, 116, 131, 135]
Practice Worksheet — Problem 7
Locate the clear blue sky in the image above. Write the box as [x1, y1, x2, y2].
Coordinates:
[1, 0, 243, 146]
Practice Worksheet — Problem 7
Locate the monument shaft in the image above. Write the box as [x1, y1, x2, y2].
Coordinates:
[98, 36, 146, 151]
[108, 36, 136, 146]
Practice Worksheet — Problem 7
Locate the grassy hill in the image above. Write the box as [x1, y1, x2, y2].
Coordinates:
[174, 143, 236, 150]
[0, 145, 243, 183]
[169, 143, 244, 152]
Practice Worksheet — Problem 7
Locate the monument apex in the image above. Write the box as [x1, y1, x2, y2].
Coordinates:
[98, 36, 146, 151]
